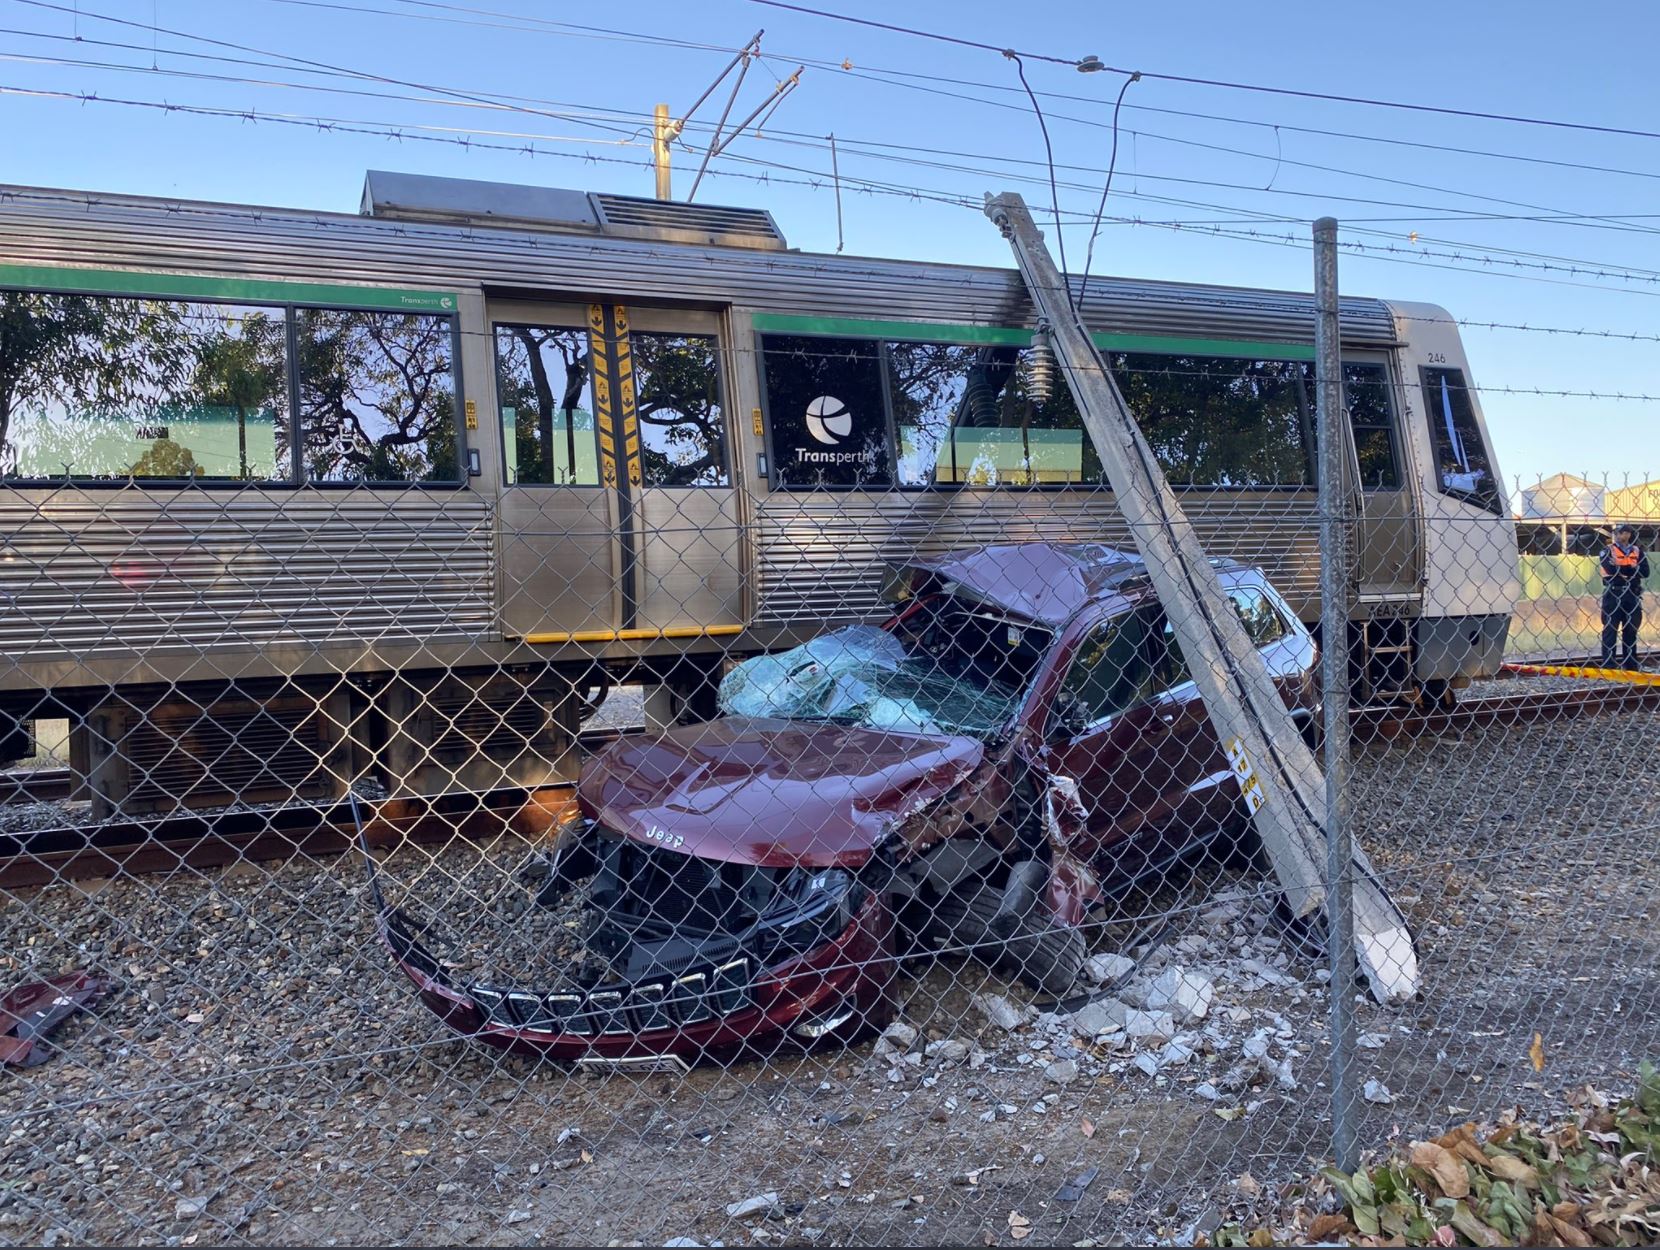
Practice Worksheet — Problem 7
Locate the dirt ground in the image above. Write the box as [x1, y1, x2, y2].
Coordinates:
[1, 709, 1657, 1247]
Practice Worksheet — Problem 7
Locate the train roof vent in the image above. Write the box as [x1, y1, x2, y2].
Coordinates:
[591, 193, 786, 251]
[361, 171, 787, 249]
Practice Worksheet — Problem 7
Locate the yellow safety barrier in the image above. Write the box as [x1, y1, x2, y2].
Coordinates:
[1503, 662, 1660, 686]
[514, 624, 747, 646]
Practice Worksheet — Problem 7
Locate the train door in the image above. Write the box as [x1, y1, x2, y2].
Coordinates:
[1345, 357, 1421, 600]
[488, 300, 742, 643]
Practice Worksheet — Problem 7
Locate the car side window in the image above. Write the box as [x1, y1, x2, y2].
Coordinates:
[1143, 588, 1286, 696]
[1059, 611, 1155, 728]
[1230, 587, 1286, 644]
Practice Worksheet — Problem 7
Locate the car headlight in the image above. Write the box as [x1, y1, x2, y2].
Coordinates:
[758, 868, 863, 959]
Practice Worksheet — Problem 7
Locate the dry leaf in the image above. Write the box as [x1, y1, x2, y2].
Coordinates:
[580, 1148, 593, 1164]
[1549, 1215, 1593, 1248]
[1106, 1188, 1133, 1203]
[1080, 1118, 1096, 1139]
[1247, 1230, 1274, 1248]
[1008, 1210, 1032, 1241]
[1234, 1173, 1261, 1197]
[1411, 1141, 1471, 1198]
[1529, 1032, 1546, 1073]
[1484, 1151, 1538, 1187]
[1308, 1213, 1351, 1239]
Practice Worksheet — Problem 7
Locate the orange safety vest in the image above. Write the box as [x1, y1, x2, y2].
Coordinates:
[1607, 543, 1642, 576]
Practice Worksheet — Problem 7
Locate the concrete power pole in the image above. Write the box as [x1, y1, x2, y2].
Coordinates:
[984, 191, 1419, 1004]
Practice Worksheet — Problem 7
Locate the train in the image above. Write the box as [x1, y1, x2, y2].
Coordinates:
[0, 171, 1518, 817]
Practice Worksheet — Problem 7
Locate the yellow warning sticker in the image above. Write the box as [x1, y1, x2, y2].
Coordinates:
[1225, 738, 1265, 814]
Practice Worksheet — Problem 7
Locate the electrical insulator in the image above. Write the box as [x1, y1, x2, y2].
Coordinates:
[1027, 323, 1056, 404]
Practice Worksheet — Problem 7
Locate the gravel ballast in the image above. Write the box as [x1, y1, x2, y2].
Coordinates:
[1, 709, 1655, 1247]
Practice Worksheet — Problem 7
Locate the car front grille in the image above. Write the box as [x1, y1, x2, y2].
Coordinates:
[466, 956, 754, 1036]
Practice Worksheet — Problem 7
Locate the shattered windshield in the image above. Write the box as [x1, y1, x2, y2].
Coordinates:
[717, 611, 1048, 736]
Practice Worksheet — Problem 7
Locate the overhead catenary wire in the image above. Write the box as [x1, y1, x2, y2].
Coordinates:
[11, 22, 1660, 255]
[15, 80, 1660, 307]
[738, 0, 1660, 143]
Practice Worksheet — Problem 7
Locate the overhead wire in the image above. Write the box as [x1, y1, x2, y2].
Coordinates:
[736, 0, 1660, 143]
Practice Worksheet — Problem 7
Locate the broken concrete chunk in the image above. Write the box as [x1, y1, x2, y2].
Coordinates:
[1357, 1032, 1389, 1049]
[725, 1193, 781, 1219]
[1083, 953, 1136, 984]
[973, 994, 1034, 1032]
[174, 1197, 211, 1220]
[1132, 1053, 1160, 1077]
[1362, 1079, 1394, 1105]
[1122, 1009, 1175, 1043]
[925, 1039, 970, 1065]
[1043, 1058, 1078, 1084]
[1145, 966, 1214, 1023]
[1066, 998, 1128, 1038]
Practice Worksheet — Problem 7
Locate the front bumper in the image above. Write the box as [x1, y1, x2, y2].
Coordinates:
[379, 892, 894, 1062]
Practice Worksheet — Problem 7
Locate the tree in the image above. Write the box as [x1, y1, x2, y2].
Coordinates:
[0, 293, 191, 477]
[191, 310, 287, 480]
[297, 311, 456, 482]
[631, 334, 723, 487]
[496, 326, 588, 484]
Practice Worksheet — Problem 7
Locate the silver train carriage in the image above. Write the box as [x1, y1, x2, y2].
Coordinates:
[0, 172, 1518, 816]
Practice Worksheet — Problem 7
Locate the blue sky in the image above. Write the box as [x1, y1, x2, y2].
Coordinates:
[4, 0, 1658, 490]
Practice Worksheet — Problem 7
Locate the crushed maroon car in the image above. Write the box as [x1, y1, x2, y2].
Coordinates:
[374, 543, 1320, 1068]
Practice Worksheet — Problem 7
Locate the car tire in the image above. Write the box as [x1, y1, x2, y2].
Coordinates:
[930, 881, 1086, 997]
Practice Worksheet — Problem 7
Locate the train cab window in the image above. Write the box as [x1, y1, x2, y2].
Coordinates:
[760, 334, 892, 488]
[296, 310, 459, 484]
[0, 292, 292, 482]
[1108, 353, 1314, 488]
[1342, 363, 1402, 490]
[493, 325, 598, 485]
[888, 342, 1102, 487]
[630, 332, 728, 487]
[1421, 366, 1501, 514]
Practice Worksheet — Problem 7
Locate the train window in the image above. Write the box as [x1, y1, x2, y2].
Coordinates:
[888, 342, 1102, 487]
[1108, 353, 1314, 488]
[493, 325, 598, 485]
[0, 292, 292, 482]
[1343, 363, 1402, 490]
[760, 334, 892, 488]
[630, 332, 728, 487]
[1421, 366, 1501, 514]
[296, 310, 459, 484]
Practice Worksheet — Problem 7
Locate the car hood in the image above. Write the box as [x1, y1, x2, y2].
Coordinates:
[578, 717, 986, 868]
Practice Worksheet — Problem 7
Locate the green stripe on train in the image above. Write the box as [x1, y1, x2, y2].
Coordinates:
[749, 312, 1316, 360]
[0, 264, 460, 313]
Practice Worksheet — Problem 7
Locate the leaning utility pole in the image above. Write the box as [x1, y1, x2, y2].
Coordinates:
[985, 192, 1419, 1004]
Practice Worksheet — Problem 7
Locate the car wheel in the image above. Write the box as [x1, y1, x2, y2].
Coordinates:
[930, 881, 1086, 998]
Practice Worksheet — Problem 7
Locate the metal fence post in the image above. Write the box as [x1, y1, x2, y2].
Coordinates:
[1315, 215, 1359, 1172]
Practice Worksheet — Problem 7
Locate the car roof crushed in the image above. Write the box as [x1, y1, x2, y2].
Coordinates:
[882, 542, 1247, 628]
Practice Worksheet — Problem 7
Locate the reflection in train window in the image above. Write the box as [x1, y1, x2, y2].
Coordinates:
[0, 292, 291, 482]
[631, 332, 729, 487]
[1108, 353, 1314, 488]
[887, 342, 1101, 487]
[297, 309, 459, 484]
[494, 325, 597, 485]
[1421, 366, 1501, 514]
[760, 335, 891, 488]
[1343, 363, 1402, 490]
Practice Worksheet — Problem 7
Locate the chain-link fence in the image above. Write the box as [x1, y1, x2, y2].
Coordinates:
[2, 205, 1657, 1247]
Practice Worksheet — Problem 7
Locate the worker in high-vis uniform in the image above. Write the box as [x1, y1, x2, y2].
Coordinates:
[1600, 524, 1651, 668]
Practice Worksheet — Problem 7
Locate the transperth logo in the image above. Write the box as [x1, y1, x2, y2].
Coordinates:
[804, 395, 853, 445]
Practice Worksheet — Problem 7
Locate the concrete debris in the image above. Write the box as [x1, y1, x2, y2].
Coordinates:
[1145, 966, 1214, 1023]
[174, 1196, 211, 1220]
[1358, 1032, 1389, 1049]
[973, 994, 1034, 1031]
[1066, 999, 1128, 1039]
[724, 1193, 781, 1219]
[1363, 1079, 1395, 1105]
[1082, 953, 1136, 984]
[1122, 1009, 1176, 1043]
[874, 1022, 918, 1055]
[1133, 1053, 1160, 1077]
[925, 1038, 970, 1065]
[1043, 1058, 1078, 1084]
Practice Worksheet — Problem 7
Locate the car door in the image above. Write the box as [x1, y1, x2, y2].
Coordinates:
[1044, 605, 1188, 862]
[1151, 582, 1309, 834]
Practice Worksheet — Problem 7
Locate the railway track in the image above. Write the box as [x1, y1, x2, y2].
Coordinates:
[4, 682, 1657, 888]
